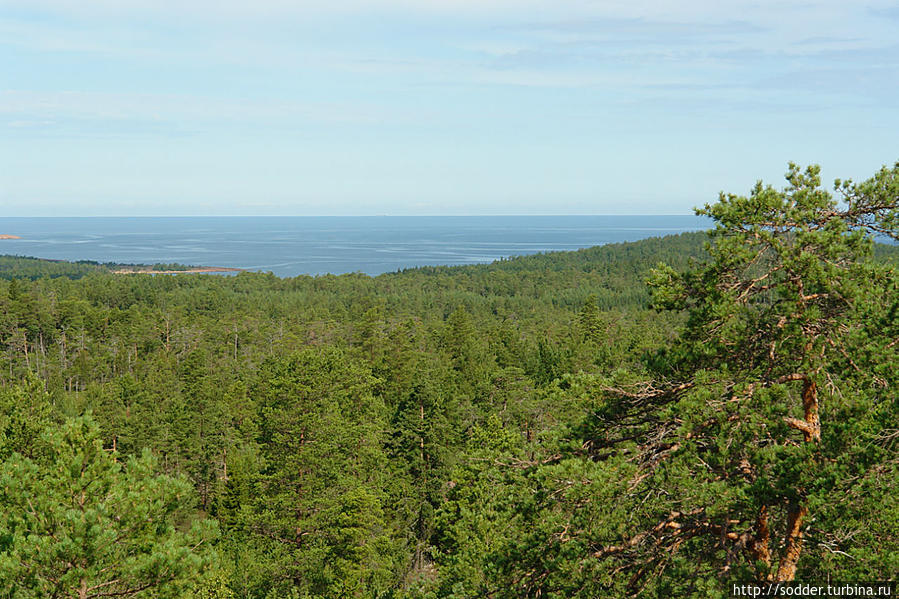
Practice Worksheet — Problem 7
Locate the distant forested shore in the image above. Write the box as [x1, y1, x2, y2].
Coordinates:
[0, 255, 245, 279]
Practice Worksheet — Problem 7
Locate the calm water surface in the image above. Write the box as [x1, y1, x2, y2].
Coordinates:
[0, 216, 708, 277]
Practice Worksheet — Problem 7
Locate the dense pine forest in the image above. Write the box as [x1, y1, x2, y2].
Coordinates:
[1, 163, 898, 598]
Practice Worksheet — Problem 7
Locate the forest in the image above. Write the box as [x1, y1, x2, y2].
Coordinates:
[1, 163, 898, 598]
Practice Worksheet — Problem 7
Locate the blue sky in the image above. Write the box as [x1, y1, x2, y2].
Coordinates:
[1, 0, 897, 216]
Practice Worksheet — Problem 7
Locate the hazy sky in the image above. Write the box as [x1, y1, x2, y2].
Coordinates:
[1, 0, 897, 216]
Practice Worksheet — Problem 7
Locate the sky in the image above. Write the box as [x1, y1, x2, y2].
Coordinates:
[1, 0, 897, 216]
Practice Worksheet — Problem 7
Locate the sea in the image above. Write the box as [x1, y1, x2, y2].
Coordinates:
[0, 216, 709, 278]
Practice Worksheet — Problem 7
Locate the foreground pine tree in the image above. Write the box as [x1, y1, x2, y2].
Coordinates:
[0, 415, 217, 598]
[637, 162, 899, 582]
[472, 162, 899, 597]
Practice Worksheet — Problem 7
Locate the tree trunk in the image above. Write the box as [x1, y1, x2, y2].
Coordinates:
[801, 379, 820, 443]
[746, 505, 772, 576]
[775, 504, 807, 581]
[770, 377, 819, 579]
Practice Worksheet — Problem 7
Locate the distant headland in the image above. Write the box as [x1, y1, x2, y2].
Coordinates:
[0, 234, 22, 240]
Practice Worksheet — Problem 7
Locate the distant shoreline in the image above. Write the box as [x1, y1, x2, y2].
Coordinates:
[0, 216, 710, 277]
[112, 266, 245, 275]
[0, 234, 22, 240]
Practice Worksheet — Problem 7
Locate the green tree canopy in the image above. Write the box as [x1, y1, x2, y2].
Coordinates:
[480, 162, 899, 597]
[0, 415, 217, 598]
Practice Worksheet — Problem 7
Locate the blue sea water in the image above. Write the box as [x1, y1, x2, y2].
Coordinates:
[0, 216, 708, 278]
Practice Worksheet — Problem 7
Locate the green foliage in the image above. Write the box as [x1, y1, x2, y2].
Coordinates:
[0, 168, 897, 598]
[0, 256, 106, 280]
[0, 375, 54, 460]
[0, 414, 217, 598]
[473, 161, 899, 596]
[236, 348, 399, 598]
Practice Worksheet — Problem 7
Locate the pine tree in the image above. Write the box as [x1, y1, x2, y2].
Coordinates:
[484, 162, 899, 596]
[0, 415, 217, 598]
[246, 348, 399, 598]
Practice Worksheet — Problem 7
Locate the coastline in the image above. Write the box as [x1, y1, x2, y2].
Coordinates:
[0, 216, 709, 277]
[111, 266, 245, 274]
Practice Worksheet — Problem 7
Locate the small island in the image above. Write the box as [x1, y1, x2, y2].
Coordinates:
[0, 234, 22, 240]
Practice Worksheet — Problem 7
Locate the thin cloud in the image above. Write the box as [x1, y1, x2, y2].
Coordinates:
[793, 35, 863, 45]
[869, 5, 899, 19]
[758, 65, 899, 101]
[514, 17, 767, 39]
[0, 90, 394, 130]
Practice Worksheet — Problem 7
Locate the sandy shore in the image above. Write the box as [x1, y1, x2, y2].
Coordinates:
[112, 266, 245, 274]
[0, 234, 22, 240]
